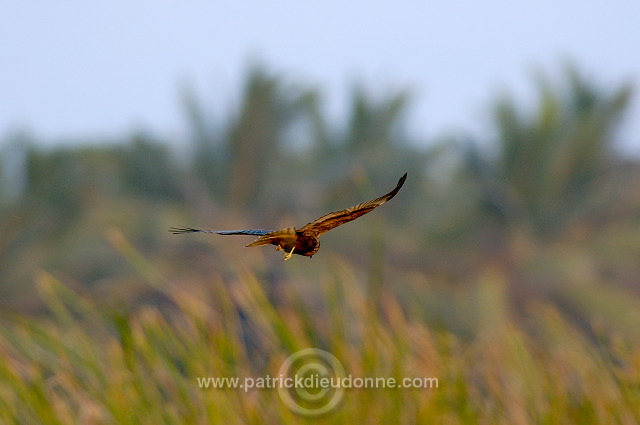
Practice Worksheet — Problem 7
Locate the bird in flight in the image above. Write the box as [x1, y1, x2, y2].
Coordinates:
[170, 173, 407, 260]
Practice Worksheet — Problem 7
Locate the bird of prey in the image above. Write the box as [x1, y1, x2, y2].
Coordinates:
[170, 173, 407, 260]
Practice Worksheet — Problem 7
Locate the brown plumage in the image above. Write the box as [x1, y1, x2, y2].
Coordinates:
[170, 173, 407, 260]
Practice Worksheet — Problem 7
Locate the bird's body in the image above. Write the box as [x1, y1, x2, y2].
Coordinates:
[170, 173, 407, 260]
[246, 226, 321, 258]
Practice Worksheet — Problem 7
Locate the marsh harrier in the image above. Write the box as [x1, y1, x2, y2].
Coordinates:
[170, 173, 407, 260]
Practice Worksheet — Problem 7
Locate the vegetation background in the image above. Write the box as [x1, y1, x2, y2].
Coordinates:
[1, 64, 639, 423]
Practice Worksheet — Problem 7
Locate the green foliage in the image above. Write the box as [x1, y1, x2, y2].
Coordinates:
[0, 256, 638, 424]
[182, 66, 314, 214]
[464, 65, 633, 237]
[114, 135, 184, 200]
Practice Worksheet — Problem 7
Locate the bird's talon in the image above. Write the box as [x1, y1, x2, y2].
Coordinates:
[283, 247, 295, 261]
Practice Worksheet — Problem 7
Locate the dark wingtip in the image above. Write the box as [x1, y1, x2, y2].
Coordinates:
[169, 226, 201, 234]
[397, 172, 408, 187]
[380, 172, 408, 202]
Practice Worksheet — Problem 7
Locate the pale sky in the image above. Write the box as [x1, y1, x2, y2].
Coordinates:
[1, 1, 639, 152]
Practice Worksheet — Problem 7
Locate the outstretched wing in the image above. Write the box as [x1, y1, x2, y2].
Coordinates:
[215, 229, 274, 236]
[245, 227, 297, 248]
[299, 172, 407, 238]
[169, 226, 273, 236]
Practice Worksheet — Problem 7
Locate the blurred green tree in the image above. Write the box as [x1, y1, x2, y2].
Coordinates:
[183, 66, 311, 215]
[463, 65, 632, 242]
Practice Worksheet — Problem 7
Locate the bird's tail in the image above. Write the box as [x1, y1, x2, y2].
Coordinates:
[245, 227, 297, 247]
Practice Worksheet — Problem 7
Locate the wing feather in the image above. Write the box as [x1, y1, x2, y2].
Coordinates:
[169, 227, 273, 236]
[245, 227, 297, 247]
[299, 173, 407, 237]
[215, 229, 274, 236]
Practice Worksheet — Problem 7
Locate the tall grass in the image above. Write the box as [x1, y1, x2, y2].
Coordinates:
[0, 230, 638, 424]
